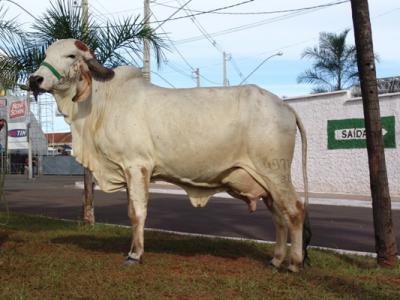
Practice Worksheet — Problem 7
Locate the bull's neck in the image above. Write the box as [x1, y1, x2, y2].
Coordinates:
[53, 84, 92, 126]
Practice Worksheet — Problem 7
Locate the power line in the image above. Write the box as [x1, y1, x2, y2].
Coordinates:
[89, 4, 112, 25]
[198, 74, 219, 85]
[151, 5, 219, 85]
[0, 0, 39, 20]
[150, 0, 176, 5]
[150, 7, 196, 80]
[154, 0, 349, 16]
[154, 0, 193, 31]
[173, 6, 336, 45]
[90, 0, 256, 28]
[153, 0, 255, 18]
[151, 71, 175, 87]
[175, 0, 244, 81]
[230, 57, 244, 79]
[92, 0, 115, 16]
[164, 61, 194, 79]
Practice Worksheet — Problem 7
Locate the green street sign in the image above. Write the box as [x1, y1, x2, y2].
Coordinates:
[327, 116, 396, 149]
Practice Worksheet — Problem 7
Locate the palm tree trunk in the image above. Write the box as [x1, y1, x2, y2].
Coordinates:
[350, 0, 398, 267]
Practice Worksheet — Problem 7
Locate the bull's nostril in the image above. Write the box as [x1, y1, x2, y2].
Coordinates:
[29, 75, 44, 90]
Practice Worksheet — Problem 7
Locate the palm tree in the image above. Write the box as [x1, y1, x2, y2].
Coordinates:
[297, 29, 358, 93]
[0, 0, 165, 89]
[0, 5, 28, 89]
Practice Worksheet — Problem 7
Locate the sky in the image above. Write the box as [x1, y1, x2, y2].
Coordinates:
[2, 0, 399, 132]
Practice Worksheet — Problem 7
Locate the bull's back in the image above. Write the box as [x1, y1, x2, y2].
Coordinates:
[143, 85, 296, 179]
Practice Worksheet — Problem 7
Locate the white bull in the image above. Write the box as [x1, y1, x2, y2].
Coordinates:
[29, 39, 310, 272]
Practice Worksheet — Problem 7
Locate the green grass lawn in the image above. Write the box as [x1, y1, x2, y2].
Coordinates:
[0, 213, 399, 300]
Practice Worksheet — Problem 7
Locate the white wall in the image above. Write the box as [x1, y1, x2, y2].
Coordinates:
[286, 91, 400, 197]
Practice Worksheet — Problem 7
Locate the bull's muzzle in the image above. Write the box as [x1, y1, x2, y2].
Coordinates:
[29, 75, 46, 100]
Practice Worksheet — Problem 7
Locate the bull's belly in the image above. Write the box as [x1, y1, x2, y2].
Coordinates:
[153, 161, 268, 212]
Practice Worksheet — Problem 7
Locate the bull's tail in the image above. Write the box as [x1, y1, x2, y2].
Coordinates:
[289, 105, 312, 266]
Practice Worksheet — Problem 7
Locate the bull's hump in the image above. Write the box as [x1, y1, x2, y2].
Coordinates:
[113, 66, 143, 80]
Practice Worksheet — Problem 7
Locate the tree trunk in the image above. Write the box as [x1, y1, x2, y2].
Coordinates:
[82, 167, 95, 225]
[350, 0, 398, 267]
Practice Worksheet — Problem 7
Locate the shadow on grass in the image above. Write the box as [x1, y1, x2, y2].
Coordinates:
[0, 213, 78, 231]
[51, 232, 273, 264]
[306, 273, 399, 299]
[312, 248, 377, 270]
[0, 232, 9, 246]
[335, 252, 377, 269]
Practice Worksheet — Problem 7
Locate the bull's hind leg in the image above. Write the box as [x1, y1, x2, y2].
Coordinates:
[263, 195, 288, 269]
[125, 166, 150, 265]
[274, 185, 305, 272]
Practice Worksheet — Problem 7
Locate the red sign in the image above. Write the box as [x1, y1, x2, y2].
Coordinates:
[9, 100, 26, 119]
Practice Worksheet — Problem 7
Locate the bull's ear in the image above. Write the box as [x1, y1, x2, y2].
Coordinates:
[86, 59, 114, 81]
[72, 63, 92, 102]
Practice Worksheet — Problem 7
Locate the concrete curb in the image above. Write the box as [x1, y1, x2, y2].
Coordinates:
[74, 181, 400, 210]
[55, 216, 399, 260]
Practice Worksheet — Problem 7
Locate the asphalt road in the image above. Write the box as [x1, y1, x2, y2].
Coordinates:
[3, 175, 400, 253]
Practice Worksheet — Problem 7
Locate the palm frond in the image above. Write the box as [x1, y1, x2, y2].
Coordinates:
[0, 55, 18, 89]
[299, 29, 359, 92]
[297, 69, 332, 88]
[311, 87, 329, 94]
[0, 36, 46, 85]
[0, 5, 26, 42]
[31, 0, 166, 68]
[96, 16, 167, 67]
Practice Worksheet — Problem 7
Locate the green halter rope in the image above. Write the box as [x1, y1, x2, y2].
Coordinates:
[40, 61, 62, 80]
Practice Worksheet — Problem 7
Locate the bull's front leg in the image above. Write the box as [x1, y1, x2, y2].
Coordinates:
[124, 165, 150, 265]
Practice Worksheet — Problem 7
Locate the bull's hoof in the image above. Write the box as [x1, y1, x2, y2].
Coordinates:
[124, 256, 142, 266]
[269, 258, 283, 269]
[287, 264, 301, 273]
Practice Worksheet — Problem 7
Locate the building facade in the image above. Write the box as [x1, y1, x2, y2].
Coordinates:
[0, 95, 48, 173]
[286, 91, 399, 197]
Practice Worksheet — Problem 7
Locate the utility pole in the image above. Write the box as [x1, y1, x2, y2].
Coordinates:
[143, 0, 151, 82]
[194, 68, 200, 87]
[81, 0, 95, 225]
[350, 0, 398, 267]
[223, 52, 229, 86]
[82, 0, 89, 41]
[37, 96, 42, 176]
[26, 91, 32, 179]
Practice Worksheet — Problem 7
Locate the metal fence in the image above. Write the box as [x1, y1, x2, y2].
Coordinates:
[42, 155, 83, 175]
[5, 155, 83, 175]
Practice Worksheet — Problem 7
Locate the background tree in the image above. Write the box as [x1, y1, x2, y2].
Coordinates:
[0, 5, 27, 89]
[297, 29, 358, 93]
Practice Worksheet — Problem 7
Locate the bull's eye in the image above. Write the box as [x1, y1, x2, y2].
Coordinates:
[67, 54, 76, 59]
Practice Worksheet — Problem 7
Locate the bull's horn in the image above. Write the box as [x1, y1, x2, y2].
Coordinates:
[86, 59, 115, 81]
